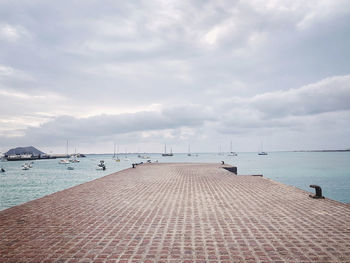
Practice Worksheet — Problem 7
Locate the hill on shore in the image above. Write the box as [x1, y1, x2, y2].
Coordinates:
[5, 146, 45, 156]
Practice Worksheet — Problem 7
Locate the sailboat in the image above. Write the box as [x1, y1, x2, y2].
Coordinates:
[113, 143, 120, 162]
[69, 147, 80, 163]
[123, 148, 130, 161]
[228, 141, 238, 156]
[218, 145, 224, 156]
[187, 144, 191, 156]
[113, 142, 116, 159]
[162, 144, 173, 156]
[138, 153, 150, 159]
[59, 140, 70, 164]
[258, 141, 268, 155]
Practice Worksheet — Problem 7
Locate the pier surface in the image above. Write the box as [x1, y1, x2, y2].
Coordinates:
[1, 163, 349, 262]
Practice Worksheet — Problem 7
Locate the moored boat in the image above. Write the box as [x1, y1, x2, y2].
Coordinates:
[59, 159, 70, 164]
[96, 160, 106, 170]
[21, 163, 30, 170]
[162, 144, 173, 156]
[228, 141, 238, 156]
[258, 141, 268, 155]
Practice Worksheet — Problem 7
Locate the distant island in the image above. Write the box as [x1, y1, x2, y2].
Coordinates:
[2, 146, 86, 161]
[5, 146, 45, 156]
[293, 149, 350, 152]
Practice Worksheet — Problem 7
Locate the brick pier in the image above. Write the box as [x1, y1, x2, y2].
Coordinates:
[1, 163, 349, 262]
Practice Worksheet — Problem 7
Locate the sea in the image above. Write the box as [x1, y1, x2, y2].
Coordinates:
[0, 152, 349, 211]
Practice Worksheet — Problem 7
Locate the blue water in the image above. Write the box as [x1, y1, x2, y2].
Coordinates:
[0, 152, 349, 211]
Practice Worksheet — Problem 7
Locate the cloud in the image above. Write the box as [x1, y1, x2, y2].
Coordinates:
[0, 64, 34, 82]
[295, 0, 350, 30]
[0, 24, 30, 42]
[0, 1, 350, 152]
[5, 74, 349, 144]
[2, 104, 213, 145]
[216, 75, 350, 136]
[250, 75, 350, 117]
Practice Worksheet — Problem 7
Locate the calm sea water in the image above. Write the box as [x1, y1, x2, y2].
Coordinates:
[0, 152, 349, 211]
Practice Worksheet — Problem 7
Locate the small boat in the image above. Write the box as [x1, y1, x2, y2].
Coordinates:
[258, 152, 268, 155]
[96, 160, 106, 170]
[70, 148, 80, 162]
[22, 163, 30, 170]
[69, 156, 80, 163]
[138, 154, 150, 159]
[187, 144, 191, 156]
[258, 141, 268, 155]
[0, 167, 5, 173]
[228, 141, 238, 156]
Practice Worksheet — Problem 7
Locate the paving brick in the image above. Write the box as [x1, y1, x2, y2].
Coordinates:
[0, 163, 349, 262]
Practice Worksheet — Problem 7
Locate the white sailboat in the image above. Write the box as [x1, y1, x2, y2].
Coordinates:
[258, 141, 268, 155]
[59, 159, 70, 164]
[69, 156, 79, 163]
[218, 145, 224, 156]
[69, 147, 80, 163]
[138, 154, 150, 159]
[113, 143, 120, 162]
[123, 148, 130, 161]
[228, 141, 238, 156]
[187, 144, 191, 156]
[21, 162, 30, 170]
[59, 140, 70, 164]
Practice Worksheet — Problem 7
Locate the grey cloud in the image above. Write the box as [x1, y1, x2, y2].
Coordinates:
[250, 75, 350, 117]
[215, 75, 350, 137]
[1, 1, 350, 152]
[6, 104, 213, 145]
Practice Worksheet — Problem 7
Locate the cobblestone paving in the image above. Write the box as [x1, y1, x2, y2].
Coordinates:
[1, 163, 350, 263]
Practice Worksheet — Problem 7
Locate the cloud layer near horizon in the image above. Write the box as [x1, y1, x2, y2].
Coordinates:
[1, 0, 350, 153]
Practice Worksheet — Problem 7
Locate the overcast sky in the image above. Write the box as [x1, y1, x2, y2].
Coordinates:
[1, 0, 350, 154]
